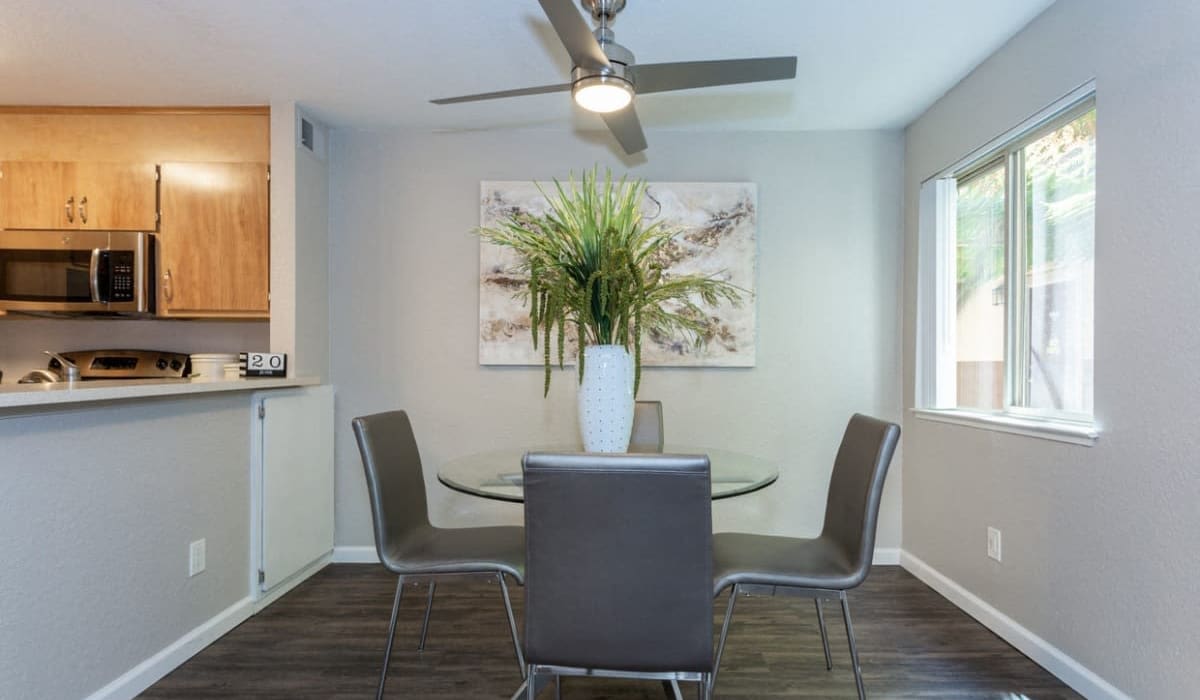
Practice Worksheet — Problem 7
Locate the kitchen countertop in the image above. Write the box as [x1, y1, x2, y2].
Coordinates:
[0, 376, 320, 413]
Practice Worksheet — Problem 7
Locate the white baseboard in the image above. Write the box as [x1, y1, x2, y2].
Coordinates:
[253, 552, 333, 612]
[83, 597, 254, 700]
[332, 545, 380, 563]
[330, 546, 902, 567]
[872, 547, 900, 565]
[900, 550, 1131, 700]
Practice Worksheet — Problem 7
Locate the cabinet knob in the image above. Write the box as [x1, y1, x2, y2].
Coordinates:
[65, 196, 75, 224]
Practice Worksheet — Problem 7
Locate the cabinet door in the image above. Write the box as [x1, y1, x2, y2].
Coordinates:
[0, 161, 74, 229]
[258, 386, 335, 592]
[158, 162, 269, 317]
[74, 162, 159, 231]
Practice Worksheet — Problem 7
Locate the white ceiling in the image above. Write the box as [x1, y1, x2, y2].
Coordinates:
[1, 0, 1055, 132]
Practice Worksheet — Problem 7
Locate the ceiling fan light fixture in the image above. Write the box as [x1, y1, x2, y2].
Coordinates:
[572, 75, 634, 113]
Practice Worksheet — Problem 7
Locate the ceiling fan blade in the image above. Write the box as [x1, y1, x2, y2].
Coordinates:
[601, 105, 647, 155]
[629, 56, 797, 94]
[430, 83, 571, 105]
[538, 0, 610, 71]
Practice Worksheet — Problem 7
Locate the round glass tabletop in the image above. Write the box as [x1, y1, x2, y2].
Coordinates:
[437, 445, 779, 502]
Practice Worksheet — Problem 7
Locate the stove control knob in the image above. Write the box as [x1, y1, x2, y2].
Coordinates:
[156, 358, 168, 371]
[170, 359, 182, 371]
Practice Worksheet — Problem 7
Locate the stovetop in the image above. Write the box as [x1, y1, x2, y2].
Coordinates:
[47, 349, 191, 380]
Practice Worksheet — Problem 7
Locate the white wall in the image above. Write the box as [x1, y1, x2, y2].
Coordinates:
[269, 102, 331, 381]
[901, 1, 1200, 697]
[329, 128, 905, 549]
[0, 395, 253, 699]
[293, 116, 331, 380]
[269, 102, 299, 374]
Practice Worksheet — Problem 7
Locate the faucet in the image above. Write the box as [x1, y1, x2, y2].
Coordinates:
[43, 351, 81, 382]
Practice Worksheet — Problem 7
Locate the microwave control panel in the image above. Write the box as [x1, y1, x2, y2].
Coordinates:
[99, 251, 136, 302]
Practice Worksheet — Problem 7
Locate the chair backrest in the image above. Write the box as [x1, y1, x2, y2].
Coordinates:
[820, 413, 901, 587]
[351, 410, 431, 567]
[629, 400, 664, 453]
[522, 452, 713, 673]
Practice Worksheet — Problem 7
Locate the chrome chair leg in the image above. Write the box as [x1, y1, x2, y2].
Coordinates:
[378, 576, 405, 700]
[814, 598, 833, 670]
[524, 666, 536, 700]
[498, 573, 527, 679]
[554, 674, 561, 700]
[711, 584, 739, 692]
[417, 580, 437, 650]
[839, 592, 865, 700]
[699, 673, 712, 700]
[669, 679, 684, 700]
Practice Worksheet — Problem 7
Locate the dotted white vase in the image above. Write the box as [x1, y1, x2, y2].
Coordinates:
[577, 344, 635, 452]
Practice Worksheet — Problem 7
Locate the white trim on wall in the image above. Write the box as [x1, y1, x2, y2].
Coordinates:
[871, 547, 900, 565]
[82, 597, 254, 700]
[332, 545, 381, 563]
[253, 553, 333, 613]
[334, 546, 902, 566]
[900, 551, 1132, 700]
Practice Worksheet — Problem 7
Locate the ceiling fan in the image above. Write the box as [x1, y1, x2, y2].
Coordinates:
[431, 0, 798, 155]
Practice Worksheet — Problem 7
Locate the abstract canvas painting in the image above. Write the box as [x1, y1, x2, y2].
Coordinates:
[479, 180, 757, 367]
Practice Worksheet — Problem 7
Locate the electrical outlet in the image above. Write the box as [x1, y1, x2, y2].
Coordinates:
[987, 527, 1002, 562]
[189, 539, 206, 577]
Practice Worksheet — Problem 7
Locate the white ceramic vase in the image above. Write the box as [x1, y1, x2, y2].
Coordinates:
[577, 344, 635, 452]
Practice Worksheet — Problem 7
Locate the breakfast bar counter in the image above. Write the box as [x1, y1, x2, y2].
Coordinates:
[0, 376, 320, 414]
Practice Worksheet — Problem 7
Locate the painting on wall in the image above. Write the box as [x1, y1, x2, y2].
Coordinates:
[479, 180, 757, 367]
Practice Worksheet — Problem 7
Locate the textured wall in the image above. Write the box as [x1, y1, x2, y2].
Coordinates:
[294, 116, 331, 380]
[901, 1, 1200, 697]
[269, 102, 332, 382]
[329, 129, 905, 549]
[0, 395, 253, 699]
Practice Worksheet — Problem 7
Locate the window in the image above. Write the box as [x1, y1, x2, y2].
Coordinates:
[919, 89, 1096, 438]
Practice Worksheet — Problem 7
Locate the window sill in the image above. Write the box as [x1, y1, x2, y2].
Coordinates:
[909, 408, 1099, 447]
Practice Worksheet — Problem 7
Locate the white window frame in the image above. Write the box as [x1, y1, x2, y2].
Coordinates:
[914, 81, 1099, 446]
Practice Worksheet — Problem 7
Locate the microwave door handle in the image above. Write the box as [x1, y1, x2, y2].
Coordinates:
[89, 248, 103, 303]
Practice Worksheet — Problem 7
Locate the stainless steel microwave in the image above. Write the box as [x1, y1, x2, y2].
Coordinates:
[0, 230, 155, 314]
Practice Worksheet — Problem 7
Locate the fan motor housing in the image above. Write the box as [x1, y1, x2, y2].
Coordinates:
[595, 33, 635, 67]
[582, 0, 626, 20]
[572, 63, 633, 90]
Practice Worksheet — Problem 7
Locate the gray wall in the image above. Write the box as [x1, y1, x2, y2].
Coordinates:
[901, 1, 1200, 697]
[0, 395, 253, 699]
[267, 103, 331, 382]
[294, 117, 331, 380]
[329, 129, 905, 547]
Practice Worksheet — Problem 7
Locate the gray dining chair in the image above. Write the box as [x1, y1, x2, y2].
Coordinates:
[629, 399, 665, 452]
[352, 410, 526, 700]
[521, 451, 714, 699]
[711, 413, 900, 699]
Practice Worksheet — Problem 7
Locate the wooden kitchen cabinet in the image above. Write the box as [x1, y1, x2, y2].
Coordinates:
[0, 161, 158, 231]
[157, 161, 269, 318]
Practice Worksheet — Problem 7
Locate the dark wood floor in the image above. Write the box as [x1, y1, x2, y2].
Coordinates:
[140, 565, 1080, 699]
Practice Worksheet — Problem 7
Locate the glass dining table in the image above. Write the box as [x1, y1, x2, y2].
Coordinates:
[439, 445, 777, 699]
[437, 445, 779, 502]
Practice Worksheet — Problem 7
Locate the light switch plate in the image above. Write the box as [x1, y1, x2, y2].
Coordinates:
[189, 539, 206, 577]
[987, 527, 1002, 562]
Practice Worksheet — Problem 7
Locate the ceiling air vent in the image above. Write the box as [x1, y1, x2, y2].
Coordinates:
[300, 118, 315, 151]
